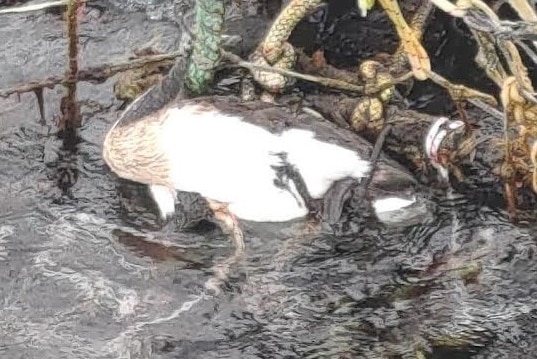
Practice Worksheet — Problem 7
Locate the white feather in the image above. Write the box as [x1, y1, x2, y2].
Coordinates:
[280, 129, 370, 197]
[149, 184, 176, 219]
[156, 105, 371, 222]
[372, 196, 416, 214]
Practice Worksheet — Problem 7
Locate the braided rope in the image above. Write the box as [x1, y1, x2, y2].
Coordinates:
[185, 0, 225, 94]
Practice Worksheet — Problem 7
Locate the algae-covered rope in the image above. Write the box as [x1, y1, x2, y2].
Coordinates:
[251, 0, 431, 93]
[185, 0, 225, 95]
[250, 0, 323, 93]
[117, 0, 224, 121]
[261, 0, 323, 64]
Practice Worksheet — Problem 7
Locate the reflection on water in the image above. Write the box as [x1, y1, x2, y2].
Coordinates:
[2, 3, 537, 359]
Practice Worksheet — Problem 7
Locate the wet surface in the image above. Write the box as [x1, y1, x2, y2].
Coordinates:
[2, 2, 537, 359]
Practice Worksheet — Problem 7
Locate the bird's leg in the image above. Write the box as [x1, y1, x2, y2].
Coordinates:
[203, 200, 246, 295]
[207, 200, 245, 252]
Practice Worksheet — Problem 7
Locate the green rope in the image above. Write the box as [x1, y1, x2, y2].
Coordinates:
[185, 0, 225, 95]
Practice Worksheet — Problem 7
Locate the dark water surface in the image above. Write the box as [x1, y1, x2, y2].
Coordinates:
[2, 2, 537, 359]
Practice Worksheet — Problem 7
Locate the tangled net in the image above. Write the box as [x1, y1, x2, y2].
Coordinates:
[215, 0, 537, 219]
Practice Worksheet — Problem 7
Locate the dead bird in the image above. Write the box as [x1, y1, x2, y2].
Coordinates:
[103, 95, 432, 251]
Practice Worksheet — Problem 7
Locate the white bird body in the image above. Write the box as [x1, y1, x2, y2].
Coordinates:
[159, 105, 370, 221]
[103, 96, 421, 226]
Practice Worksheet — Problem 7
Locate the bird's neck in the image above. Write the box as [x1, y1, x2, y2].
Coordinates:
[103, 115, 173, 187]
